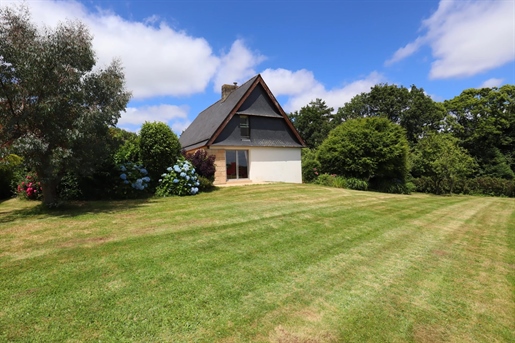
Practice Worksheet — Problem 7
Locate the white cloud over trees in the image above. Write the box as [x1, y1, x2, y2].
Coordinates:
[263, 69, 385, 113]
[387, 0, 514, 79]
[120, 105, 190, 133]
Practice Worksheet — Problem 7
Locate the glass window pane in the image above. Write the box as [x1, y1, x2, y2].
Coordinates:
[238, 150, 248, 178]
[240, 116, 250, 139]
[226, 150, 237, 179]
[241, 127, 250, 139]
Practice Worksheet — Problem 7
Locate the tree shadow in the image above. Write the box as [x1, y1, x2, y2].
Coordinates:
[0, 198, 153, 223]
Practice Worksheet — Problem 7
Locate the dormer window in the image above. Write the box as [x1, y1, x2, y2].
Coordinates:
[240, 115, 250, 140]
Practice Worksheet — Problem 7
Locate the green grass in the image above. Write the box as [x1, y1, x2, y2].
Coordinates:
[0, 184, 514, 342]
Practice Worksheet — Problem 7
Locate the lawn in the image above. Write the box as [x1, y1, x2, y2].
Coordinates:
[0, 184, 514, 342]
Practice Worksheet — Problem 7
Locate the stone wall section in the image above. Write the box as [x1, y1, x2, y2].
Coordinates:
[206, 148, 226, 185]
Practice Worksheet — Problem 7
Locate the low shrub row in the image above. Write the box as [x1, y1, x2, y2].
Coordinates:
[7, 151, 217, 203]
[413, 176, 515, 197]
[313, 173, 416, 194]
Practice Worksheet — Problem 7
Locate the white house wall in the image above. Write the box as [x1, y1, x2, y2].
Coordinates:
[249, 147, 302, 183]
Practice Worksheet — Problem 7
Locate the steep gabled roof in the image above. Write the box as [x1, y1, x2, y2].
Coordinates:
[179, 74, 305, 150]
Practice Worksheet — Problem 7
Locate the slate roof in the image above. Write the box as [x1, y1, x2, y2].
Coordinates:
[179, 74, 305, 151]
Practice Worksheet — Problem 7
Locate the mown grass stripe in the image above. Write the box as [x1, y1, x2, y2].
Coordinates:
[0, 185, 513, 342]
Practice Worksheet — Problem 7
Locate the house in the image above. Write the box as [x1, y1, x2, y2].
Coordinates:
[179, 74, 306, 185]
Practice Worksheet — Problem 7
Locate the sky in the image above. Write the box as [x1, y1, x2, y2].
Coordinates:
[1, 0, 514, 134]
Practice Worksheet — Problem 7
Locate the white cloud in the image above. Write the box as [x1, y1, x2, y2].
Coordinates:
[387, 0, 515, 79]
[480, 78, 504, 88]
[119, 105, 190, 134]
[385, 36, 426, 66]
[262, 69, 385, 112]
[3, 0, 221, 99]
[213, 40, 266, 91]
[261, 68, 318, 96]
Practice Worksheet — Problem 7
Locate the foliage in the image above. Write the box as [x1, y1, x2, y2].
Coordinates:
[0, 6, 131, 206]
[56, 173, 83, 201]
[370, 178, 411, 194]
[197, 175, 216, 192]
[156, 159, 199, 197]
[313, 174, 369, 191]
[317, 117, 409, 185]
[16, 173, 42, 200]
[183, 149, 216, 181]
[315, 174, 343, 188]
[464, 177, 515, 197]
[411, 133, 476, 194]
[112, 129, 140, 165]
[301, 148, 321, 183]
[288, 99, 334, 149]
[345, 177, 369, 191]
[139, 122, 181, 188]
[444, 85, 515, 179]
[413, 176, 514, 197]
[117, 163, 151, 198]
[0, 153, 23, 199]
[336, 84, 445, 145]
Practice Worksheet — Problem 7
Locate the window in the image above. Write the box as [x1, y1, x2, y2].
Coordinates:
[226, 150, 249, 180]
[240, 115, 250, 140]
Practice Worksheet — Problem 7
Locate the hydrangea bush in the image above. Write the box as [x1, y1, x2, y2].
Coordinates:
[118, 163, 151, 197]
[17, 174, 42, 200]
[156, 159, 200, 196]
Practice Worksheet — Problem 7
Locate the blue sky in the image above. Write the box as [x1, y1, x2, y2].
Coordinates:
[3, 0, 514, 134]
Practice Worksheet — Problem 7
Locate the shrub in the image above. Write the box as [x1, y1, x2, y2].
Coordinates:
[412, 176, 435, 194]
[16, 173, 42, 200]
[197, 175, 216, 192]
[370, 178, 410, 194]
[411, 133, 476, 194]
[314, 173, 336, 187]
[318, 117, 409, 183]
[301, 149, 321, 183]
[156, 159, 200, 197]
[345, 178, 368, 191]
[314, 174, 366, 190]
[333, 176, 347, 189]
[116, 163, 151, 198]
[139, 122, 181, 188]
[183, 149, 216, 181]
[465, 177, 515, 197]
[57, 173, 83, 201]
[0, 153, 23, 199]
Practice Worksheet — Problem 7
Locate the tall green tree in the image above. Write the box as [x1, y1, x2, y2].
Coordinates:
[336, 84, 445, 144]
[288, 98, 334, 149]
[412, 133, 476, 194]
[0, 6, 131, 205]
[139, 121, 181, 188]
[317, 117, 409, 183]
[444, 85, 515, 179]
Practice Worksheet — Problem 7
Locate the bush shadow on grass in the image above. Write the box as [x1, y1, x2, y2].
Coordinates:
[0, 198, 153, 223]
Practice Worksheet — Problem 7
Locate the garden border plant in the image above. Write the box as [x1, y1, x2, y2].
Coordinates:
[156, 158, 200, 197]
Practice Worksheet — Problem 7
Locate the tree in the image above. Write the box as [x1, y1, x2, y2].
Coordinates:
[412, 133, 476, 194]
[336, 84, 445, 145]
[288, 98, 334, 149]
[0, 6, 131, 205]
[317, 117, 409, 183]
[444, 85, 515, 179]
[139, 121, 181, 187]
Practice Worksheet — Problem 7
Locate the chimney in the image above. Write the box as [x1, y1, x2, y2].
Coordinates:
[221, 82, 238, 101]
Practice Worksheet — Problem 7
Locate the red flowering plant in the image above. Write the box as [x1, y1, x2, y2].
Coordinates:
[17, 173, 43, 200]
